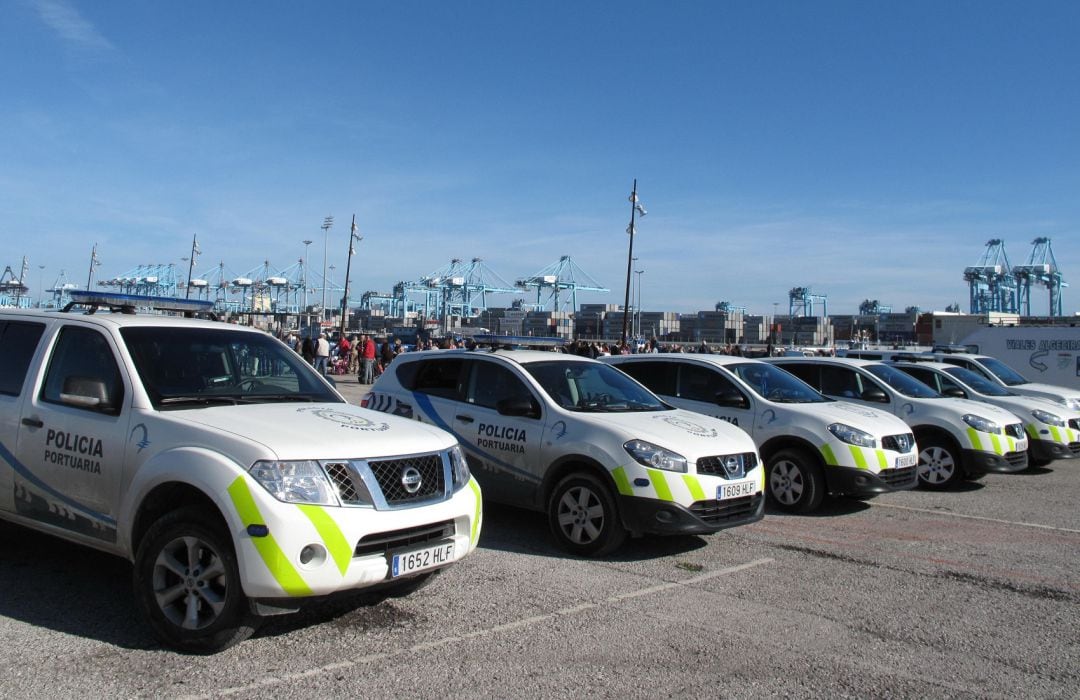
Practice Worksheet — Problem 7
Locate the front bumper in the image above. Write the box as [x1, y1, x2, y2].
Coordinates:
[1029, 438, 1079, 463]
[618, 491, 765, 536]
[824, 464, 918, 497]
[963, 448, 1028, 475]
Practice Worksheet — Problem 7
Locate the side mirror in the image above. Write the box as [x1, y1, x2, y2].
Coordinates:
[715, 389, 749, 409]
[60, 376, 117, 413]
[860, 388, 889, 403]
[942, 386, 966, 399]
[496, 397, 540, 418]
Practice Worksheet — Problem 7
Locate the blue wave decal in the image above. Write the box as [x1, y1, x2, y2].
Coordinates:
[411, 392, 540, 483]
[0, 440, 117, 527]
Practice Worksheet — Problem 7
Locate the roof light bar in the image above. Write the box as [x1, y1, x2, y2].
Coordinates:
[65, 290, 216, 315]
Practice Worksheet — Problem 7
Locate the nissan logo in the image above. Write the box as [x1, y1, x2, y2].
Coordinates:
[723, 455, 744, 479]
[401, 466, 423, 494]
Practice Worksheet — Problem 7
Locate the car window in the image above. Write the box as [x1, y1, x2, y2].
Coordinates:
[524, 360, 667, 412]
[412, 358, 466, 401]
[777, 363, 819, 389]
[41, 326, 125, 414]
[0, 321, 45, 396]
[466, 360, 534, 410]
[614, 361, 677, 396]
[820, 366, 862, 399]
[864, 364, 939, 398]
[679, 364, 736, 403]
[896, 366, 941, 392]
[942, 366, 1012, 396]
[730, 362, 826, 403]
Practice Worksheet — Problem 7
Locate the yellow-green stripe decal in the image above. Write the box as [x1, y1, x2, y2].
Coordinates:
[227, 477, 312, 597]
[967, 428, 983, 451]
[647, 469, 674, 502]
[820, 444, 838, 466]
[989, 433, 1003, 455]
[611, 467, 633, 496]
[848, 445, 869, 470]
[875, 450, 888, 470]
[468, 477, 483, 545]
[297, 505, 352, 576]
[682, 474, 706, 501]
[1050, 426, 1062, 443]
[1025, 423, 1039, 440]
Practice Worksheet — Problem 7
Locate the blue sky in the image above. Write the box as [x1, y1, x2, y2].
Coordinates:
[2, 0, 1078, 316]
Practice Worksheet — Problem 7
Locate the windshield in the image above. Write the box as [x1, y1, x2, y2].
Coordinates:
[524, 360, 668, 412]
[121, 326, 341, 409]
[729, 362, 828, 403]
[864, 363, 941, 398]
[943, 366, 1013, 396]
[978, 356, 1030, 386]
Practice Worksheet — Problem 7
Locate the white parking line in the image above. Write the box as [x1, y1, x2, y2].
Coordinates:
[871, 502, 1080, 534]
[184, 557, 774, 699]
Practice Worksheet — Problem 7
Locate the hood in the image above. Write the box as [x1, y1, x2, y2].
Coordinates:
[171, 402, 456, 461]
[1013, 382, 1080, 405]
[786, 400, 912, 437]
[981, 394, 1080, 421]
[930, 397, 1025, 426]
[570, 408, 758, 461]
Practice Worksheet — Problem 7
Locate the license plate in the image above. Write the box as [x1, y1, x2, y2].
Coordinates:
[390, 542, 454, 578]
[717, 479, 757, 500]
[895, 453, 918, 468]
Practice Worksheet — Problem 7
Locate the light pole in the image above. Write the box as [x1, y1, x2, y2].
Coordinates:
[184, 234, 200, 298]
[621, 180, 646, 346]
[320, 215, 334, 324]
[340, 214, 361, 337]
[302, 239, 313, 332]
[86, 243, 100, 290]
[634, 269, 644, 341]
[37, 265, 45, 308]
[630, 256, 638, 338]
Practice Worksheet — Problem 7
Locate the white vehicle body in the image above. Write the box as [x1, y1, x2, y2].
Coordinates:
[0, 297, 480, 652]
[929, 351, 1080, 412]
[364, 348, 764, 555]
[890, 360, 1080, 465]
[765, 357, 1030, 488]
[602, 354, 918, 513]
[959, 326, 1080, 391]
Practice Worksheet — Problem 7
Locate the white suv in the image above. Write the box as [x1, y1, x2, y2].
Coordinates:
[603, 354, 918, 513]
[364, 347, 764, 556]
[929, 352, 1080, 412]
[0, 293, 481, 652]
[766, 357, 1029, 488]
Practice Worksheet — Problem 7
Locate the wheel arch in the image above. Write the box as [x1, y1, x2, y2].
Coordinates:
[759, 435, 824, 465]
[539, 454, 620, 511]
[130, 482, 229, 558]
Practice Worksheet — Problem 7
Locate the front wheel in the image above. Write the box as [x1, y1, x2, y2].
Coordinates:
[133, 507, 258, 653]
[547, 473, 627, 557]
[916, 435, 963, 489]
[766, 449, 825, 513]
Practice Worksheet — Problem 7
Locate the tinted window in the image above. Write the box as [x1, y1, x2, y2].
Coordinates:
[730, 362, 826, 403]
[896, 366, 941, 393]
[820, 366, 863, 398]
[466, 361, 534, 410]
[524, 360, 666, 412]
[864, 364, 939, 398]
[679, 364, 736, 403]
[942, 366, 1012, 396]
[615, 361, 677, 396]
[778, 363, 820, 388]
[412, 358, 466, 400]
[42, 326, 124, 414]
[0, 321, 45, 396]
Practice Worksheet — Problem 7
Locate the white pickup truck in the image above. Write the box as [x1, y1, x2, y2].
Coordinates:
[0, 292, 481, 652]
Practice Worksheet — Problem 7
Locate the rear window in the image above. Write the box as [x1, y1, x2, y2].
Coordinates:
[0, 321, 46, 396]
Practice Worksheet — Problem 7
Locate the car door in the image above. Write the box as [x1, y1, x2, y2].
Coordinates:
[13, 323, 132, 544]
[453, 358, 544, 507]
[675, 363, 756, 435]
[0, 319, 48, 514]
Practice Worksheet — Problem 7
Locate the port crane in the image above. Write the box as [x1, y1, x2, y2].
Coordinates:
[788, 286, 828, 317]
[517, 256, 608, 312]
[963, 239, 1018, 314]
[1015, 237, 1068, 316]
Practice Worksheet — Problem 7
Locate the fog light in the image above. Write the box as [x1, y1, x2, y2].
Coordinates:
[855, 475, 867, 487]
[299, 544, 327, 568]
[655, 510, 674, 524]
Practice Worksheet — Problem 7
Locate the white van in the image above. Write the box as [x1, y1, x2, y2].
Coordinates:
[766, 357, 1029, 488]
[603, 354, 918, 513]
[959, 326, 1080, 391]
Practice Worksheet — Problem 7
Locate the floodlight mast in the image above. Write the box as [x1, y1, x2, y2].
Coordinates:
[340, 214, 362, 337]
[621, 180, 645, 345]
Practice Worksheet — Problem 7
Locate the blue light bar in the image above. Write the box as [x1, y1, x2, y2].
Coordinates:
[67, 290, 215, 314]
[470, 334, 567, 348]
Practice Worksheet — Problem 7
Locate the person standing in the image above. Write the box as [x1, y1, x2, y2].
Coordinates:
[314, 332, 331, 374]
[361, 334, 377, 384]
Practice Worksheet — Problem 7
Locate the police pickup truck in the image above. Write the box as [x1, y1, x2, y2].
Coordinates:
[0, 292, 481, 652]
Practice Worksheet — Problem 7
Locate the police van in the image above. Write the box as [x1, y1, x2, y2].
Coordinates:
[363, 340, 764, 556]
[889, 359, 1080, 466]
[0, 292, 481, 652]
[765, 357, 1030, 488]
[603, 354, 918, 513]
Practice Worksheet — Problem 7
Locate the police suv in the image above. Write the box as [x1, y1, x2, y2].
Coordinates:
[363, 341, 764, 556]
[603, 354, 918, 513]
[0, 292, 481, 652]
[766, 357, 1029, 488]
[928, 352, 1080, 412]
[889, 359, 1080, 466]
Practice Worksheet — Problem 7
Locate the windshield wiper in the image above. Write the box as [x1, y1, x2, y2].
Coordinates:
[159, 396, 239, 407]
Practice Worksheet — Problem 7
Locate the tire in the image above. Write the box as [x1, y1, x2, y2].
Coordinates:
[133, 507, 258, 653]
[547, 473, 627, 557]
[766, 449, 825, 513]
[916, 434, 964, 489]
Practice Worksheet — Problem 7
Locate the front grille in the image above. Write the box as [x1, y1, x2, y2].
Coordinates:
[326, 462, 363, 503]
[369, 454, 445, 504]
[1004, 423, 1025, 440]
[879, 466, 917, 487]
[355, 520, 455, 557]
[1004, 451, 1028, 468]
[1069, 443, 1080, 457]
[697, 452, 758, 479]
[882, 433, 915, 453]
[689, 492, 763, 525]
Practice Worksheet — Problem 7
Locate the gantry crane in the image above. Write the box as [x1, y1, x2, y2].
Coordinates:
[516, 256, 609, 312]
[788, 286, 828, 317]
[1015, 237, 1068, 316]
[963, 239, 1018, 314]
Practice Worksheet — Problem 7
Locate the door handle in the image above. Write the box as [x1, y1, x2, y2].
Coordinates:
[456, 414, 474, 424]
[21, 417, 44, 428]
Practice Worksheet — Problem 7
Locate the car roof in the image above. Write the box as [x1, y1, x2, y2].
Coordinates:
[891, 360, 959, 372]
[607, 353, 758, 368]
[767, 356, 880, 368]
[0, 307, 248, 332]
[396, 348, 598, 366]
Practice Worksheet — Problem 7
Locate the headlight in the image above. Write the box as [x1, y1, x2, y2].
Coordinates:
[1031, 409, 1066, 427]
[624, 440, 688, 473]
[249, 460, 338, 505]
[449, 444, 471, 490]
[962, 414, 1001, 434]
[827, 423, 876, 448]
